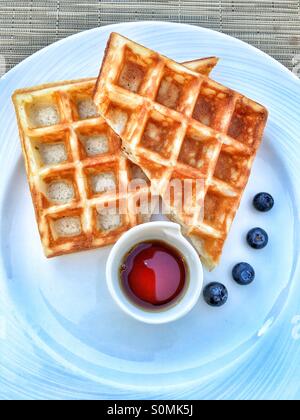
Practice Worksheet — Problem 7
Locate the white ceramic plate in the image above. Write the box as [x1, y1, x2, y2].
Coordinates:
[0, 22, 300, 400]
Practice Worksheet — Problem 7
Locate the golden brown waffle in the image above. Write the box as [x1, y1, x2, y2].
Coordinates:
[12, 57, 217, 258]
[94, 33, 268, 270]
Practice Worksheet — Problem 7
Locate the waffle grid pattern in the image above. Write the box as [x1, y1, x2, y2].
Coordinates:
[13, 79, 152, 257]
[12, 58, 215, 258]
[95, 34, 268, 269]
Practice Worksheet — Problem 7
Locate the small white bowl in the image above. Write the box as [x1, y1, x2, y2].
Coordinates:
[106, 221, 203, 324]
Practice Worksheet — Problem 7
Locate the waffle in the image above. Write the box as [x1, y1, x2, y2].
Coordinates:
[94, 33, 268, 270]
[12, 57, 217, 258]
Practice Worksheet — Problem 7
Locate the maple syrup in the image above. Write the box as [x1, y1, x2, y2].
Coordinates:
[120, 241, 187, 310]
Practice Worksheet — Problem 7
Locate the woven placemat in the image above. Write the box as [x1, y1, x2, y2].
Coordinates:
[1, 0, 299, 73]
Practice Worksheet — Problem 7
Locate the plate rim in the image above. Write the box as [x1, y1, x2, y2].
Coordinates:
[1, 21, 300, 87]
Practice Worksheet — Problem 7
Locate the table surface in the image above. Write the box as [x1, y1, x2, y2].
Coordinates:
[1, 0, 300, 74]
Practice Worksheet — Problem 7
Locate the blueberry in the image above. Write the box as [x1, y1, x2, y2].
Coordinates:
[247, 227, 269, 249]
[203, 282, 228, 307]
[232, 262, 255, 285]
[253, 193, 274, 212]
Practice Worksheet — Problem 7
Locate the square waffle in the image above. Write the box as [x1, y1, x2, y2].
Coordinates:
[12, 57, 217, 257]
[94, 33, 268, 270]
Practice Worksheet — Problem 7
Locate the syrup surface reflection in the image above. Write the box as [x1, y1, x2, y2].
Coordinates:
[120, 241, 188, 310]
